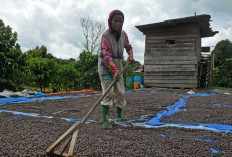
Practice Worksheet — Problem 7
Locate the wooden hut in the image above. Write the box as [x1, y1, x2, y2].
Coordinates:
[136, 14, 218, 89]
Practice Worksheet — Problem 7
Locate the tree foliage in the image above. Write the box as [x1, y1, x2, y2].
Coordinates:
[52, 64, 77, 92]
[25, 45, 53, 59]
[212, 58, 232, 87]
[211, 39, 232, 87]
[213, 39, 232, 67]
[26, 57, 57, 92]
[75, 51, 100, 89]
[0, 19, 26, 91]
[122, 60, 141, 69]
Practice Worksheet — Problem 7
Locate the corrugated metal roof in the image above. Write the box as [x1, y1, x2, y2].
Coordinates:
[136, 14, 218, 38]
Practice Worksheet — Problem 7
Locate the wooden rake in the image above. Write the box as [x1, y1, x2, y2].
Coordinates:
[46, 62, 129, 157]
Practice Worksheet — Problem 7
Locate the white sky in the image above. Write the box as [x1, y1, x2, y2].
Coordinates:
[1, 0, 232, 64]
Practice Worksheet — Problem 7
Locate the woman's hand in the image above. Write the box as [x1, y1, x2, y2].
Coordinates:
[113, 70, 121, 80]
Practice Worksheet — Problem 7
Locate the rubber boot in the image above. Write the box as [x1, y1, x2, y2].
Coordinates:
[102, 105, 113, 129]
[116, 107, 128, 121]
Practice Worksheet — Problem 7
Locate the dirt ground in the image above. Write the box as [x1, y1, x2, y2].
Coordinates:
[0, 88, 232, 156]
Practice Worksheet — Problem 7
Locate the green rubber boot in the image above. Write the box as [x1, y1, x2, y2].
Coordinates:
[116, 107, 128, 121]
[102, 105, 113, 129]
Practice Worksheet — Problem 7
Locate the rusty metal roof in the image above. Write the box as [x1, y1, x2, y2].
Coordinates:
[136, 14, 218, 38]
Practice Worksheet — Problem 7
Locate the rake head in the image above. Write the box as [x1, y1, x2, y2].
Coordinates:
[46, 124, 80, 157]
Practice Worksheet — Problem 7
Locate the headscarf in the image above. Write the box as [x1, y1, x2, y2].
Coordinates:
[108, 10, 124, 40]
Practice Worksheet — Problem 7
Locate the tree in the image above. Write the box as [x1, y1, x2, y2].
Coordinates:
[75, 51, 100, 89]
[211, 39, 232, 87]
[213, 39, 232, 67]
[122, 60, 141, 69]
[39, 45, 47, 58]
[69, 58, 76, 64]
[212, 58, 232, 87]
[80, 16, 105, 54]
[26, 57, 57, 92]
[25, 45, 49, 58]
[52, 64, 77, 92]
[0, 19, 26, 91]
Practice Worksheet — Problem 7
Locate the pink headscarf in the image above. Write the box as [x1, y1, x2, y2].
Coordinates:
[108, 10, 124, 40]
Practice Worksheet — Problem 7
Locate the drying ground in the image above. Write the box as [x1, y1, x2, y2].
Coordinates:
[0, 88, 232, 156]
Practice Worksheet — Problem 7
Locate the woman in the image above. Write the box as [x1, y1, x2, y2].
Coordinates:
[98, 10, 134, 129]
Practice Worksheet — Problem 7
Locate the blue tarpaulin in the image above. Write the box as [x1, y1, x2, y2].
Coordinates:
[0, 109, 94, 124]
[0, 94, 86, 105]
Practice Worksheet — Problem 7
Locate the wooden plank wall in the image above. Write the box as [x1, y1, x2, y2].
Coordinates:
[196, 24, 202, 87]
[144, 23, 200, 88]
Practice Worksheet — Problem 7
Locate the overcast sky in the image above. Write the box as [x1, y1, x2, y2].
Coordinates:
[1, 0, 232, 64]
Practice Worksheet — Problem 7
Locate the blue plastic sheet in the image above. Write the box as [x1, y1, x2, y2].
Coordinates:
[145, 123, 232, 133]
[147, 97, 187, 125]
[35, 91, 46, 96]
[114, 114, 155, 127]
[194, 139, 216, 143]
[0, 91, 133, 105]
[0, 109, 94, 124]
[145, 93, 232, 133]
[0, 94, 85, 105]
[214, 104, 232, 107]
[61, 118, 94, 123]
[0, 109, 53, 119]
[210, 148, 219, 153]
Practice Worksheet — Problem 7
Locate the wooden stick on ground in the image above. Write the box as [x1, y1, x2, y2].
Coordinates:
[56, 137, 72, 155]
[67, 129, 79, 156]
